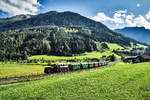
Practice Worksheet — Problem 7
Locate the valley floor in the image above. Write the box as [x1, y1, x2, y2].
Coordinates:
[0, 62, 150, 100]
[0, 51, 120, 80]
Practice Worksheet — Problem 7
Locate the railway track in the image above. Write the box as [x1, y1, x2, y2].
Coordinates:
[0, 60, 121, 85]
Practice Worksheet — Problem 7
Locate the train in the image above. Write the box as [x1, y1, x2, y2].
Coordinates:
[44, 61, 109, 74]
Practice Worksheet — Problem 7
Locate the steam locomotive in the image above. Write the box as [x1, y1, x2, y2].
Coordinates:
[44, 61, 109, 74]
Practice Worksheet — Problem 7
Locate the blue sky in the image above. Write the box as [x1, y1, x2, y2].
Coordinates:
[0, 0, 150, 29]
[37, 0, 150, 17]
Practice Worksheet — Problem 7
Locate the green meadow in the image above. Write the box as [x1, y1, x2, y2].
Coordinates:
[28, 51, 121, 61]
[1, 62, 150, 100]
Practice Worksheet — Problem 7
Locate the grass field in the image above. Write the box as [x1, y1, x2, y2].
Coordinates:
[106, 43, 124, 50]
[1, 62, 150, 100]
[0, 63, 45, 79]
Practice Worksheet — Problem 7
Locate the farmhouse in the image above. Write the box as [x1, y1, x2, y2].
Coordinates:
[91, 58, 100, 62]
[124, 56, 150, 63]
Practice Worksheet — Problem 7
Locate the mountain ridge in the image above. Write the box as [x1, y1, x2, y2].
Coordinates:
[115, 27, 150, 45]
[0, 14, 32, 26]
[0, 11, 110, 33]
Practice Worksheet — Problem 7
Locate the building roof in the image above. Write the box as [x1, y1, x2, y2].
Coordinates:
[141, 56, 150, 60]
[126, 56, 138, 59]
[126, 55, 150, 60]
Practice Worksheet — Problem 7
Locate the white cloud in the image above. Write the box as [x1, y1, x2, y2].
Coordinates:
[134, 15, 150, 29]
[146, 11, 150, 19]
[137, 3, 140, 7]
[91, 12, 112, 22]
[91, 10, 127, 25]
[0, 0, 41, 15]
[90, 10, 150, 30]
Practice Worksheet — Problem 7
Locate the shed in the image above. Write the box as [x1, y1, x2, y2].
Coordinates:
[124, 55, 150, 63]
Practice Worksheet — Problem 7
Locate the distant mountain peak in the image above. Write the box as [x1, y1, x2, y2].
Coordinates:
[62, 11, 81, 15]
[44, 11, 59, 15]
[122, 26, 146, 30]
[0, 14, 33, 24]
[115, 27, 150, 45]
